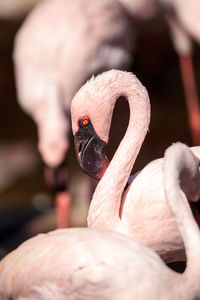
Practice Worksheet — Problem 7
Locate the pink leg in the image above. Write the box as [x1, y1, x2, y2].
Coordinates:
[178, 55, 200, 145]
[44, 166, 71, 228]
[55, 191, 71, 228]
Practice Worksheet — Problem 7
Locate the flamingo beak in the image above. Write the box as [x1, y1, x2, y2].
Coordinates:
[44, 161, 69, 193]
[74, 123, 109, 180]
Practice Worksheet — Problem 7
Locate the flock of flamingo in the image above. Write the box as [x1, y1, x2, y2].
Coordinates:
[0, 0, 200, 299]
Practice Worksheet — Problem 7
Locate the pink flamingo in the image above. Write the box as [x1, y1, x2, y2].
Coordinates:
[1, 142, 200, 299]
[13, 0, 134, 228]
[158, 0, 200, 145]
[119, 0, 200, 145]
[72, 69, 200, 262]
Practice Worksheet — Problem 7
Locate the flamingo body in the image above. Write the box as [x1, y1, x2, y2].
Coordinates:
[0, 227, 178, 300]
[120, 147, 200, 262]
[1, 143, 200, 299]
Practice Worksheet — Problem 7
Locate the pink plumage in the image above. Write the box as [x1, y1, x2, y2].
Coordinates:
[72, 69, 200, 262]
[120, 0, 200, 145]
[1, 142, 200, 299]
[13, 0, 134, 227]
[13, 0, 134, 167]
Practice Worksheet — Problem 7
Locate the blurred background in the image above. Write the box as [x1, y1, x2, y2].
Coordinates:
[0, 0, 199, 259]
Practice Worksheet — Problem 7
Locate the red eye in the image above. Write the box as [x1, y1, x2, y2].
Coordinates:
[79, 117, 90, 128]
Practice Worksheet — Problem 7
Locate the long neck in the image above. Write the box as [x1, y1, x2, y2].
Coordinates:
[88, 75, 150, 228]
[164, 143, 200, 285]
[35, 85, 65, 127]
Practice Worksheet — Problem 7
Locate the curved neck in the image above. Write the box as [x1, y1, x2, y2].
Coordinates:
[88, 74, 150, 228]
[164, 143, 200, 284]
[35, 85, 65, 126]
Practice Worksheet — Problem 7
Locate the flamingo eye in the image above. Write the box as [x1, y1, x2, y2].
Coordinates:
[79, 117, 90, 128]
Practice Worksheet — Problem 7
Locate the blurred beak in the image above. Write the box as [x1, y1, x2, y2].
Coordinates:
[44, 161, 68, 193]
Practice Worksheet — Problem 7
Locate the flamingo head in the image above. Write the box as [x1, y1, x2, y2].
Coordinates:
[71, 71, 121, 180]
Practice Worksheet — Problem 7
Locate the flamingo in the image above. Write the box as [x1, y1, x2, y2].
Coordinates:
[13, 0, 135, 228]
[158, 0, 200, 145]
[71, 69, 200, 262]
[1, 142, 200, 299]
[119, 0, 200, 145]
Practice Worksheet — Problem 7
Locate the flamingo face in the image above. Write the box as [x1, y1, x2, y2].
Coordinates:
[74, 117, 109, 180]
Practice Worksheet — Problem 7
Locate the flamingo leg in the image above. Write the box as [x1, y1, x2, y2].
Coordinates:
[178, 54, 200, 145]
[44, 164, 71, 228]
[55, 190, 71, 228]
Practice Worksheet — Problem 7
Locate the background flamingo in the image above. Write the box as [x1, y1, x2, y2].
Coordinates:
[118, 0, 200, 145]
[1, 142, 200, 299]
[72, 69, 200, 262]
[158, 0, 200, 145]
[13, 0, 135, 228]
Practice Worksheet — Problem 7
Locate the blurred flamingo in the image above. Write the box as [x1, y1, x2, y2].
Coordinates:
[158, 0, 200, 145]
[72, 69, 200, 262]
[1, 142, 200, 299]
[13, 0, 135, 228]
[119, 0, 200, 145]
